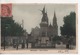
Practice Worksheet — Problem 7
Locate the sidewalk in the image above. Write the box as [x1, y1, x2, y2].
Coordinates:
[1, 44, 76, 50]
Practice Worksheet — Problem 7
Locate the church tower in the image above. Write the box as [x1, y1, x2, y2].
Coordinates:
[53, 11, 58, 36]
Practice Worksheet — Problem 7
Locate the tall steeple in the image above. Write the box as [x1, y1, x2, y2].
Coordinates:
[53, 11, 57, 27]
[53, 11, 58, 36]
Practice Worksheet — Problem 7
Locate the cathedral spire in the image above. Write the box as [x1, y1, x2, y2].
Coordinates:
[54, 11, 57, 21]
[53, 11, 57, 26]
[53, 11, 58, 36]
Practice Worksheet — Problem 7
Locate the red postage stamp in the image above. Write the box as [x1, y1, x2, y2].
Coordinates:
[1, 4, 12, 17]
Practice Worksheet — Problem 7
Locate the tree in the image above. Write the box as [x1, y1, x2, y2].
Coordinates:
[52, 36, 61, 48]
[1, 16, 26, 47]
[60, 12, 76, 49]
[1, 16, 25, 36]
[1, 17, 14, 36]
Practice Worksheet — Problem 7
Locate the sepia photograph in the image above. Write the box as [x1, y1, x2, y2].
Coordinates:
[0, 3, 77, 53]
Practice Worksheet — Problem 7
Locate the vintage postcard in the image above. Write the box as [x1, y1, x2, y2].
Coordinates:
[0, 3, 78, 54]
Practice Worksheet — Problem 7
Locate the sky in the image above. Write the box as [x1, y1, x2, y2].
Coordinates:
[12, 4, 76, 36]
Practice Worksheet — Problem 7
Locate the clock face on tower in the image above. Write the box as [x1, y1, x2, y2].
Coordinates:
[1, 4, 12, 17]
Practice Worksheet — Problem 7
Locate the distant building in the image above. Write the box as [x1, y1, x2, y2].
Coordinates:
[31, 7, 58, 48]
[31, 27, 40, 42]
